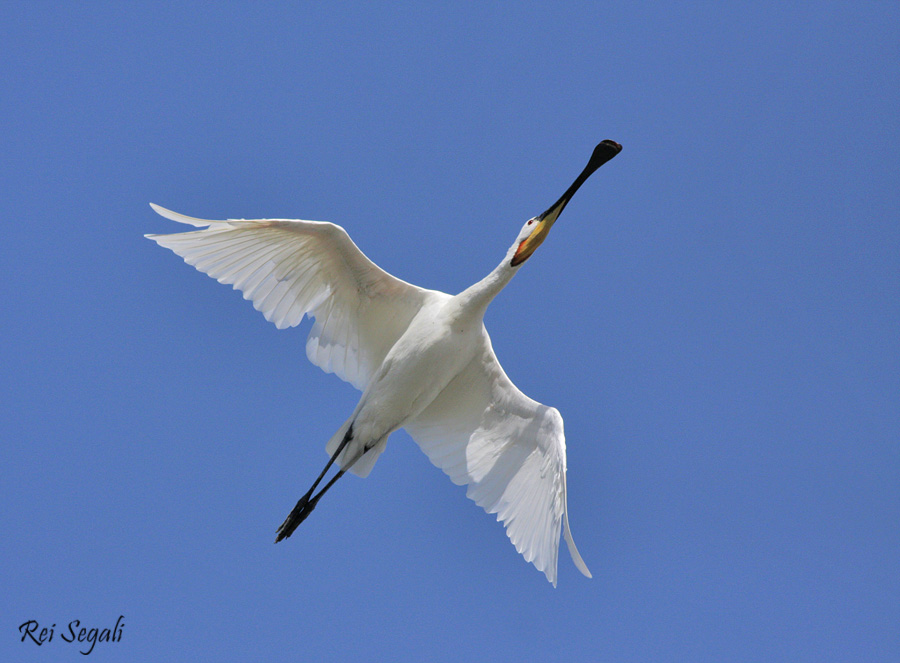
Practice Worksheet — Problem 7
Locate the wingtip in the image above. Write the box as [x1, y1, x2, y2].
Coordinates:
[148, 202, 177, 219]
[563, 508, 592, 579]
[148, 203, 217, 227]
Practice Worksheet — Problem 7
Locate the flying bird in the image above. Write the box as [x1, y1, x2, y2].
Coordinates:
[146, 140, 622, 585]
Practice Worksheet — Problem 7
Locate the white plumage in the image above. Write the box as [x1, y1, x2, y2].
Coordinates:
[146, 140, 621, 585]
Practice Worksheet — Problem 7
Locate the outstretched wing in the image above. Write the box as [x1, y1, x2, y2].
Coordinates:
[403, 331, 591, 586]
[146, 204, 438, 390]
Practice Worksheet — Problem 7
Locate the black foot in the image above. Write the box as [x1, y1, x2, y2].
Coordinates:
[275, 490, 321, 542]
[274, 460, 350, 544]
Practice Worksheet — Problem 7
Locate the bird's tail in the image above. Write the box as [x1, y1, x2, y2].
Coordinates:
[325, 419, 387, 479]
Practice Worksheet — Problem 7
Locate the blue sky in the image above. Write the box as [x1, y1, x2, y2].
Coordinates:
[3, 3, 898, 661]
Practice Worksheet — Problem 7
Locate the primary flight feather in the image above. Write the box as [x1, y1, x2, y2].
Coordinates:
[146, 140, 622, 585]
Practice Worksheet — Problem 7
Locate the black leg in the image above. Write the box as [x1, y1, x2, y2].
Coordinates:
[275, 425, 357, 542]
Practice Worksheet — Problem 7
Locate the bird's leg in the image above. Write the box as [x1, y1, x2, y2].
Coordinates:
[275, 425, 359, 542]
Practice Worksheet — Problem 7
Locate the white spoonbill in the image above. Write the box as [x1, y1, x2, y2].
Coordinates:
[146, 140, 622, 585]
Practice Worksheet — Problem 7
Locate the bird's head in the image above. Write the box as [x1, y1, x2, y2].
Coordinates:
[511, 140, 622, 267]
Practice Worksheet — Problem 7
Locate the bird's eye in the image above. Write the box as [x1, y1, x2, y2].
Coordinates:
[527, 220, 533, 225]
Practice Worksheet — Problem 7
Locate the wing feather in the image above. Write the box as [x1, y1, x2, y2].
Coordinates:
[146, 204, 439, 390]
[404, 332, 591, 586]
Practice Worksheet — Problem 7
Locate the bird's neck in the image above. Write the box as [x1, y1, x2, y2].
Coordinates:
[455, 250, 518, 319]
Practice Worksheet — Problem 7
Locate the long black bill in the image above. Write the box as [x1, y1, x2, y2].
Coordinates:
[540, 139, 622, 223]
[511, 140, 622, 266]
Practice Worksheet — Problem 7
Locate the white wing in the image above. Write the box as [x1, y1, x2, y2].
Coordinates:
[403, 332, 591, 586]
[146, 204, 438, 390]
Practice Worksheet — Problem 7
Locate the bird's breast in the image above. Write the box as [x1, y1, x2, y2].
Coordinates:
[355, 308, 485, 436]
